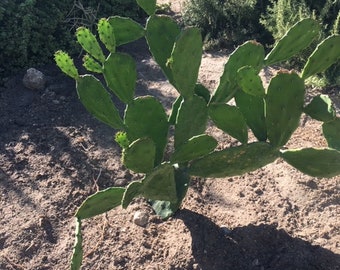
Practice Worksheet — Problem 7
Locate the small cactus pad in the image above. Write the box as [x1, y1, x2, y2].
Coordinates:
[168, 96, 183, 125]
[82, 54, 102, 73]
[209, 104, 248, 144]
[211, 41, 265, 103]
[108, 16, 145, 46]
[175, 95, 208, 149]
[237, 66, 265, 97]
[195, 83, 211, 104]
[302, 35, 340, 79]
[169, 27, 202, 98]
[76, 27, 105, 63]
[76, 75, 125, 130]
[104, 53, 136, 104]
[75, 187, 125, 219]
[234, 90, 267, 141]
[122, 181, 143, 209]
[71, 218, 83, 270]
[189, 142, 279, 177]
[97, 18, 116, 53]
[322, 118, 340, 151]
[136, 0, 156, 15]
[304, 94, 336, 122]
[281, 148, 340, 178]
[122, 137, 156, 173]
[170, 134, 217, 163]
[151, 201, 174, 219]
[142, 163, 177, 203]
[265, 72, 305, 147]
[264, 18, 320, 66]
[115, 131, 130, 149]
[54, 51, 79, 79]
[124, 96, 169, 165]
[146, 15, 180, 84]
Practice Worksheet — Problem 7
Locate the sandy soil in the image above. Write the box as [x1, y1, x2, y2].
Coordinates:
[0, 1, 339, 269]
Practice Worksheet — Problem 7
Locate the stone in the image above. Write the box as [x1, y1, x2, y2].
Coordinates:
[133, 210, 149, 227]
[23, 68, 46, 90]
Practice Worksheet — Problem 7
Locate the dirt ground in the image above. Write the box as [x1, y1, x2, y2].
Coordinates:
[1, 1, 340, 269]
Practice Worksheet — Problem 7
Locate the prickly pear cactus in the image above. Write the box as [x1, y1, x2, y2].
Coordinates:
[54, 8, 340, 270]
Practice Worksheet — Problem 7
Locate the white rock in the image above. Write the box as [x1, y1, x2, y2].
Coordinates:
[133, 210, 149, 227]
[23, 68, 46, 90]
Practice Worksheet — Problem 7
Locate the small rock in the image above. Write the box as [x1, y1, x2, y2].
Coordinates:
[23, 68, 46, 90]
[114, 178, 127, 187]
[133, 210, 149, 227]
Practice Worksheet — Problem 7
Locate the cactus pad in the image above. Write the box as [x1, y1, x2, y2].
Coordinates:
[146, 15, 180, 84]
[169, 28, 202, 98]
[175, 95, 208, 149]
[54, 51, 79, 80]
[211, 40, 265, 103]
[265, 72, 305, 147]
[97, 18, 116, 53]
[75, 187, 125, 219]
[281, 148, 340, 178]
[136, 0, 156, 15]
[302, 35, 340, 79]
[237, 66, 265, 97]
[103, 52, 136, 104]
[264, 18, 320, 66]
[108, 16, 145, 46]
[323, 118, 340, 151]
[168, 96, 183, 125]
[170, 134, 217, 163]
[209, 104, 248, 144]
[195, 83, 211, 103]
[124, 96, 169, 165]
[123, 137, 156, 173]
[234, 90, 267, 141]
[189, 142, 279, 177]
[76, 27, 105, 63]
[82, 54, 102, 73]
[76, 75, 125, 130]
[304, 94, 336, 122]
[122, 181, 143, 209]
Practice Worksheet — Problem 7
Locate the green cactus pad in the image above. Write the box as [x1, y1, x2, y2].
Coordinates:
[123, 137, 156, 173]
[82, 54, 102, 73]
[175, 95, 208, 149]
[209, 104, 248, 144]
[237, 66, 265, 97]
[97, 18, 116, 53]
[171, 134, 217, 163]
[264, 18, 320, 66]
[104, 53, 136, 104]
[146, 15, 181, 84]
[168, 96, 183, 125]
[195, 84, 211, 104]
[211, 40, 265, 103]
[151, 201, 174, 219]
[124, 96, 169, 165]
[122, 181, 143, 209]
[136, 0, 156, 15]
[76, 75, 125, 130]
[302, 35, 340, 79]
[281, 148, 340, 178]
[75, 187, 125, 219]
[323, 118, 340, 151]
[71, 218, 83, 270]
[54, 51, 79, 80]
[265, 72, 305, 147]
[108, 16, 145, 46]
[189, 142, 279, 178]
[304, 94, 336, 122]
[234, 90, 267, 142]
[169, 28, 202, 98]
[142, 163, 177, 202]
[115, 131, 130, 149]
[76, 27, 105, 63]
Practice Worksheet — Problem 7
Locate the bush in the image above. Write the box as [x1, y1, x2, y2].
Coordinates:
[0, 0, 146, 83]
[182, 0, 273, 49]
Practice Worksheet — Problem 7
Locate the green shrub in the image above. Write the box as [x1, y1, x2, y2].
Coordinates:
[0, 0, 146, 83]
[182, 0, 273, 48]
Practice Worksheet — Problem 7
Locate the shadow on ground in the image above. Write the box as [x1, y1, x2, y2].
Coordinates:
[177, 209, 340, 270]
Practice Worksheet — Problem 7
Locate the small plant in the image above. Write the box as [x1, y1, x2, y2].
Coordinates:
[55, 1, 340, 269]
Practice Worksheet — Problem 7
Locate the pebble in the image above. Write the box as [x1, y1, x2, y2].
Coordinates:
[114, 178, 128, 187]
[133, 210, 149, 227]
